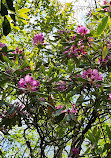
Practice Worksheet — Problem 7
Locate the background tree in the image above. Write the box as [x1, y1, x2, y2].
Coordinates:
[0, 0, 111, 157]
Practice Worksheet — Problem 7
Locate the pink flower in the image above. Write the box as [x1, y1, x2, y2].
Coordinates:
[88, 37, 93, 43]
[101, 1, 110, 12]
[82, 69, 103, 81]
[18, 75, 40, 92]
[24, 75, 33, 83]
[71, 35, 76, 41]
[104, 8, 109, 11]
[56, 105, 63, 109]
[12, 47, 22, 54]
[16, 47, 19, 53]
[17, 105, 23, 111]
[31, 80, 40, 86]
[81, 69, 103, 86]
[0, 43, 6, 48]
[109, 94, 111, 100]
[70, 108, 77, 114]
[76, 25, 90, 36]
[82, 70, 88, 79]
[72, 103, 75, 108]
[97, 57, 109, 64]
[30, 87, 38, 92]
[18, 78, 26, 88]
[103, 0, 108, 5]
[92, 69, 102, 81]
[72, 148, 79, 156]
[61, 104, 77, 116]
[33, 33, 44, 45]
[61, 110, 67, 113]
[41, 98, 45, 101]
[57, 81, 67, 92]
[58, 30, 64, 34]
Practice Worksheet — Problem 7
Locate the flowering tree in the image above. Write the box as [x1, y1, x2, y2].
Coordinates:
[0, 0, 111, 157]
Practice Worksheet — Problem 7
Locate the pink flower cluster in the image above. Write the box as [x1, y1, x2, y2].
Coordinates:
[56, 103, 77, 115]
[63, 42, 87, 58]
[56, 105, 63, 109]
[18, 74, 40, 92]
[12, 47, 22, 54]
[109, 94, 111, 100]
[58, 30, 64, 34]
[81, 69, 103, 86]
[0, 43, 6, 48]
[101, 0, 111, 12]
[33, 33, 44, 45]
[62, 26, 92, 58]
[97, 56, 111, 64]
[76, 25, 90, 37]
[103, 0, 108, 5]
[56, 81, 67, 92]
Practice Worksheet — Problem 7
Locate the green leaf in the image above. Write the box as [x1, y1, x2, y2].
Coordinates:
[86, 130, 95, 143]
[18, 8, 30, 14]
[6, 0, 15, 12]
[10, 14, 16, 23]
[1, 46, 7, 53]
[53, 109, 63, 117]
[68, 59, 74, 72]
[18, 13, 29, 19]
[106, 125, 111, 140]
[97, 16, 108, 35]
[102, 46, 108, 59]
[1, 3, 8, 16]
[0, 79, 8, 85]
[75, 77, 88, 83]
[54, 113, 65, 124]
[2, 17, 11, 36]
[18, 8, 30, 19]
[103, 143, 111, 152]
[65, 114, 71, 121]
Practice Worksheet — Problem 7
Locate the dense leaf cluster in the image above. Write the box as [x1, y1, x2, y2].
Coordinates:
[0, 0, 111, 158]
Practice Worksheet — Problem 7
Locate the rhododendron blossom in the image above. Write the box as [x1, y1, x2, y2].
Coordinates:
[109, 94, 111, 100]
[76, 25, 90, 36]
[56, 81, 67, 92]
[61, 104, 77, 115]
[12, 47, 22, 54]
[33, 33, 44, 45]
[56, 105, 63, 109]
[103, 0, 108, 5]
[58, 30, 64, 34]
[101, 0, 111, 12]
[97, 56, 109, 64]
[81, 69, 103, 86]
[18, 75, 40, 92]
[63, 44, 87, 58]
[41, 98, 45, 101]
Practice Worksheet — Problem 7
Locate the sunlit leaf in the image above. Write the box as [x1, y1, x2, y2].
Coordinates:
[97, 16, 108, 35]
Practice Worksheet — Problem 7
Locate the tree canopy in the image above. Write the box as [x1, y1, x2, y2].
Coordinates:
[0, 0, 111, 157]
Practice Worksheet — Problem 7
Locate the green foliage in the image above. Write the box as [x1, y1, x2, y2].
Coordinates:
[1, 2, 8, 16]
[97, 16, 108, 35]
[2, 17, 11, 36]
[0, 0, 111, 158]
